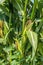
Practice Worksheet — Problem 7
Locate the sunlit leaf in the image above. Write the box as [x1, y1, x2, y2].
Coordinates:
[26, 30, 38, 60]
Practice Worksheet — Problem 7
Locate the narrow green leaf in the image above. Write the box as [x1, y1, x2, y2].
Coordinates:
[26, 30, 38, 60]
[30, 0, 38, 20]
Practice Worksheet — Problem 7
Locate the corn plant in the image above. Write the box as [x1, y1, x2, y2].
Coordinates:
[0, 0, 43, 65]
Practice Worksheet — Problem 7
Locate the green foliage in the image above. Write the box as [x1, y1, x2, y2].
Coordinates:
[0, 0, 43, 65]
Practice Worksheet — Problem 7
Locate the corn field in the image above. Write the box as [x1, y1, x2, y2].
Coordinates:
[0, 0, 43, 65]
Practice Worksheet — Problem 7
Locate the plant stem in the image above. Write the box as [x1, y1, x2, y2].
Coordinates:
[9, 13, 12, 28]
[22, 0, 28, 32]
[33, 58, 36, 65]
[31, 57, 36, 65]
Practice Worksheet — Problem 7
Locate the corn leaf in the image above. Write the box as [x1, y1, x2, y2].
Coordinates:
[26, 30, 38, 60]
